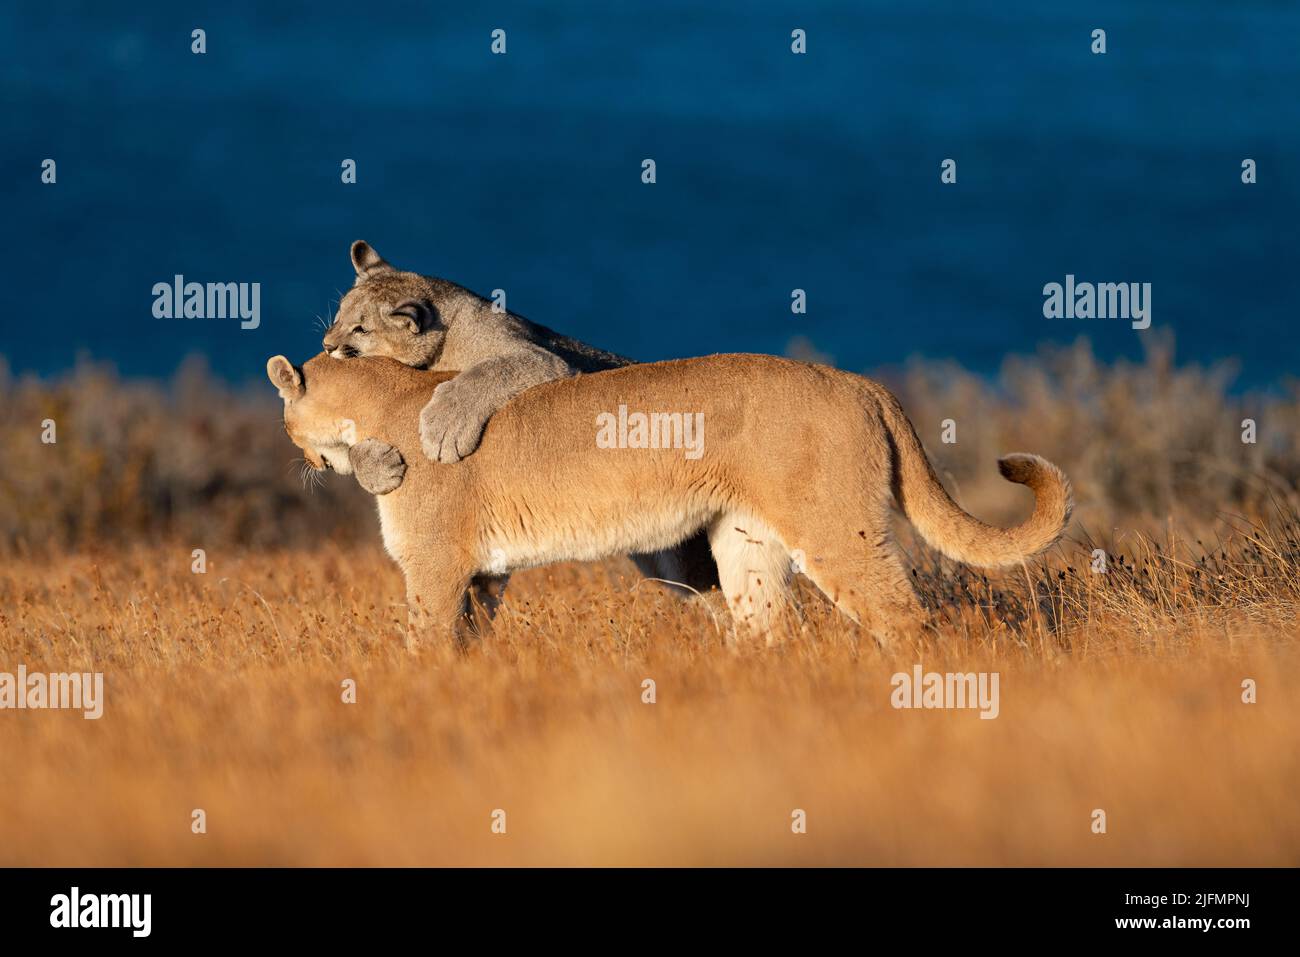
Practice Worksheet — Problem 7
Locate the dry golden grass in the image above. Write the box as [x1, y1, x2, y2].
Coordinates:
[2, 340, 1297, 864]
[1, 523, 1297, 866]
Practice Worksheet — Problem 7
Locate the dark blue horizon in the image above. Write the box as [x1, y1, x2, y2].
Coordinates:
[2, 1, 1297, 386]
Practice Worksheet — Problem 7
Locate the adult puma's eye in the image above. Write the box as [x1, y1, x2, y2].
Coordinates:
[351, 325, 365, 335]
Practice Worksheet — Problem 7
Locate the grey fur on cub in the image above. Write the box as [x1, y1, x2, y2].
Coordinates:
[324, 240, 631, 472]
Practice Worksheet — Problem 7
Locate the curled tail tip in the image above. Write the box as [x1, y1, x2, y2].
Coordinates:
[998, 451, 1071, 489]
[997, 452, 1048, 484]
[996, 451, 1075, 544]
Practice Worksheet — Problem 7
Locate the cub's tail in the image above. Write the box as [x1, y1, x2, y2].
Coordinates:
[876, 391, 1073, 569]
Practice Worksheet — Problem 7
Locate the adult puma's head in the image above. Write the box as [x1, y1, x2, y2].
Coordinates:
[321, 241, 481, 368]
[266, 354, 362, 475]
[267, 353, 451, 476]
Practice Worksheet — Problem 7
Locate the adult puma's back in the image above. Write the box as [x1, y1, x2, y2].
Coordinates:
[270, 352, 1072, 645]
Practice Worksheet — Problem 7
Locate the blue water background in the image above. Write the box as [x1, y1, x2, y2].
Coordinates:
[2, 1, 1296, 385]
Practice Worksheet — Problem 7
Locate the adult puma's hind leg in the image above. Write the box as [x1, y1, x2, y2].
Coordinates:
[707, 513, 794, 639]
[791, 520, 926, 650]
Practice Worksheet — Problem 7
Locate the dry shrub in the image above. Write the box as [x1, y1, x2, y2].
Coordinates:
[3, 336, 1296, 553]
[0, 355, 373, 552]
[891, 334, 1300, 534]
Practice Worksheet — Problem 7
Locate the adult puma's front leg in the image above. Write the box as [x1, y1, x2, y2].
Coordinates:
[348, 437, 407, 494]
[403, 560, 474, 650]
[420, 350, 572, 464]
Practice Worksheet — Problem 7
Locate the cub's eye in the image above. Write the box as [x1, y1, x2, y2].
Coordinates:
[351, 325, 365, 335]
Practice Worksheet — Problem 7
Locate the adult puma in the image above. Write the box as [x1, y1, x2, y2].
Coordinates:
[268, 351, 1072, 648]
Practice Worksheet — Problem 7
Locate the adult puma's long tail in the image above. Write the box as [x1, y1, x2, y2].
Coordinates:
[876, 391, 1073, 569]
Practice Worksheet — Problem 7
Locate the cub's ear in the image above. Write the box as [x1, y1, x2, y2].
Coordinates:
[266, 355, 304, 400]
[383, 298, 437, 335]
[350, 240, 395, 283]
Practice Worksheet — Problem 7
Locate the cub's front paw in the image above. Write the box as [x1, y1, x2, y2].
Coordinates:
[420, 380, 492, 464]
[349, 438, 406, 495]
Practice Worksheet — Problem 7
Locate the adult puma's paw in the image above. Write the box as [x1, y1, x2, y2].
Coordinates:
[349, 438, 406, 495]
[420, 379, 491, 464]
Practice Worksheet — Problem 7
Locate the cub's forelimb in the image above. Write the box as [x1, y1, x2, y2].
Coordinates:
[348, 438, 407, 495]
[418, 347, 573, 465]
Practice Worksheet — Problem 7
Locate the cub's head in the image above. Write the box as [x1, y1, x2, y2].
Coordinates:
[266, 354, 357, 475]
[322, 241, 462, 368]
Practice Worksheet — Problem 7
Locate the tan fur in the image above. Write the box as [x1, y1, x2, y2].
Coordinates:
[267, 352, 1073, 648]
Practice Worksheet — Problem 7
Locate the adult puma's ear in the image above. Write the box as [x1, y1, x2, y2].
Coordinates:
[350, 240, 395, 282]
[384, 298, 437, 334]
[266, 355, 304, 400]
